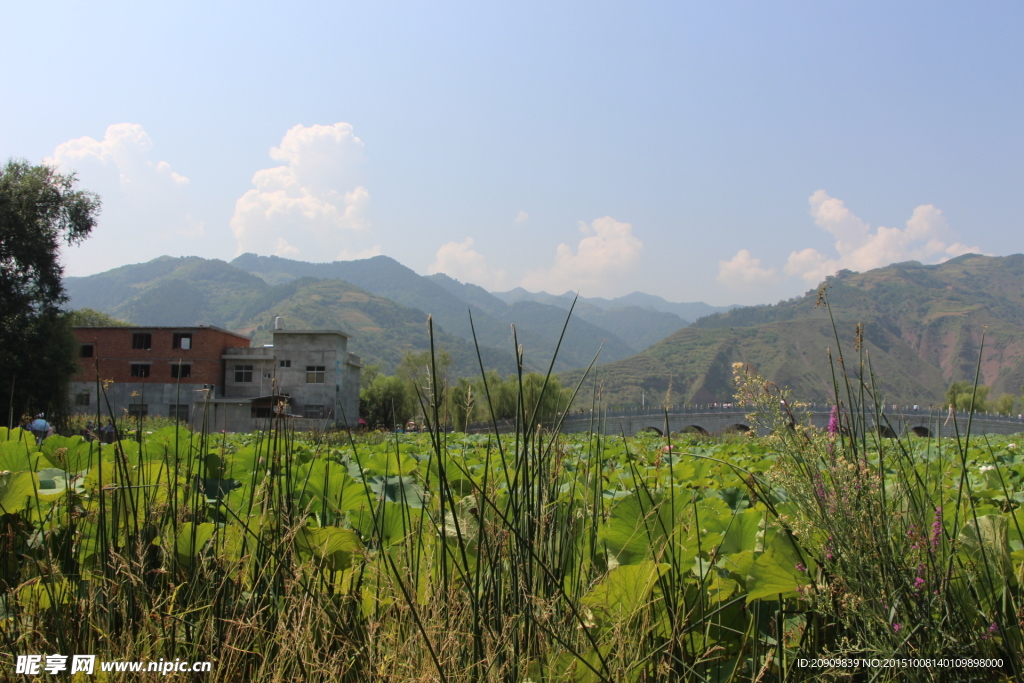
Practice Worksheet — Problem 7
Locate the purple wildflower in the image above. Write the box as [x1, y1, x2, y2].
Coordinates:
[827, 405, 840, 435]
[892, 623, 902, 633]
[930, 507, 943, 552]
[795, 563, 806, 573]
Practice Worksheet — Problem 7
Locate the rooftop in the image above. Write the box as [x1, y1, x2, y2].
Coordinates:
[272, 329, 350, 338]
[72, 325, 251, 342]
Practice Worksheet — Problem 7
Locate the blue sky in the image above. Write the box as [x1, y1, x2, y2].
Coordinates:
[3, 1, 1021, 304]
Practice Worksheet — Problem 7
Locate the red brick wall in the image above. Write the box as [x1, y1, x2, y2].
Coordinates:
[73, 327, 250, 385]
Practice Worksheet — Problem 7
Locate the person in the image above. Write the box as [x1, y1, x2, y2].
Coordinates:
[100, 420, 117, 444]
[29, 413, 50, 444]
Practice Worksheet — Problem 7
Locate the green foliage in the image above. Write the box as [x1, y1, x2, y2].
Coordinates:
[947, 380, 991, 411]
[360, 374, 415, 429]
[67, 307, 130, 326]
[995, 392, 1016, 416]
[1, 159, 100, 421]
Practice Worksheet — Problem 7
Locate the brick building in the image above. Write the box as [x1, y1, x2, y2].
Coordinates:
[71, 325, 361, 430]
[71, 326, 251, 423]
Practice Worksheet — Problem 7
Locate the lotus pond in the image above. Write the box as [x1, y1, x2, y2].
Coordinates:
[1, 419, 1022, 681]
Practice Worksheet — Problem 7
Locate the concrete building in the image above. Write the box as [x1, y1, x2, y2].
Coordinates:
[198, 329, 362, 432]
[71, 325, 361, 431]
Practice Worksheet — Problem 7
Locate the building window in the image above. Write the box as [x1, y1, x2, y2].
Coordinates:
[279, 360, 291, 368]
[168, 404, 189, 421]
[234, 365, 253, 383]
[131, 333, 152, 350]
[75, 392, 90, 406]
[127, 404, 148, 418]
[80, 344, 94, 358]
[172, 333, 192, 350]
[130, 363, 151, 378]
[251, 405, 273, 418]
[306, 365, 325, 383]
[171, 364, 192, 378]
[303, 405, 325, 419]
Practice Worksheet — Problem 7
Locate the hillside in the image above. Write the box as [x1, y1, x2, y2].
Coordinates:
[230, 253, 643, 370]
[561, 254, 1024, 407]
[63, 257, 516, 378]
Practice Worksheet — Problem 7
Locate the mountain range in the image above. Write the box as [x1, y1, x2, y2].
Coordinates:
[64, 254, 731, 378]
[560, 254, 1024, 407]
[65, 252, 1024, 408]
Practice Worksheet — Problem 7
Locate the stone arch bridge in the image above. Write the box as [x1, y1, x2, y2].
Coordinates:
[554, 406, 1024, 438]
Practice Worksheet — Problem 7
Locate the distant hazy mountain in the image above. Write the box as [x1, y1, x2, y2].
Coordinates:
[559, 254, 1024, 408]
[491, 288, 737, 322]
[230, 254, 643, 370]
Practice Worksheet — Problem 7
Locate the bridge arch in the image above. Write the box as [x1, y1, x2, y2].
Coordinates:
[640, 426, 663, 436]
[910, 426, 931, 437]
[723, 423, 750, 434]
[681, 425, 709, 435]
[877, 425, 898, 438]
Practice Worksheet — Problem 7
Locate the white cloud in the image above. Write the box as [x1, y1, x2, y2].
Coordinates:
[521, 216, 643, 296]
[719, 191, 983, 289]
[782, 191, 983, 284]
[231, 122, 373, 259]
[45, 123, 202, 275]
[514, 210, 529, 224]
[716, 249, 780, 287]
[428, 238, 508, 290]
[275, 238, 300, 256]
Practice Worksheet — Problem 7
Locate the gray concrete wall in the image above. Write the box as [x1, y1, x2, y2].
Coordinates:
[69, 381, 204, 422]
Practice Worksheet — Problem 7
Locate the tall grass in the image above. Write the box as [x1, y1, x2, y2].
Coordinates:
[0, 299, 1021, 681]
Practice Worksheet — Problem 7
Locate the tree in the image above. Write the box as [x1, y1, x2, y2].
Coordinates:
[945, 381, 990, 413]
[68, 308, 130, 327]
[1, 159, 100, 423]
[994, 393, 1016, 416]
[397, 349, 452, 419]
[359, 374, 414, 430]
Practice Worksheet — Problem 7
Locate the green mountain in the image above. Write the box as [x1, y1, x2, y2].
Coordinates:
[560, 254, 1024, 407]
[230, 253, 641, 370]
[63, 257, 515, 378]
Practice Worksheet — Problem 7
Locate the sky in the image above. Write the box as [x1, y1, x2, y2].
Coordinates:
[3, 1, 1022, 305]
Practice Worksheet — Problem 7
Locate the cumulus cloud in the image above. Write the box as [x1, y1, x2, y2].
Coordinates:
[514, 210, 529, 224]
[45, 123, 202, 275]
[231, 122, 374, 259]
[428, 238, 508, 290]
[782, 191, 982, 284]
[521, 217, 643, 296]
[718, 191, 983, 289]
[716, 249, 780, 287]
